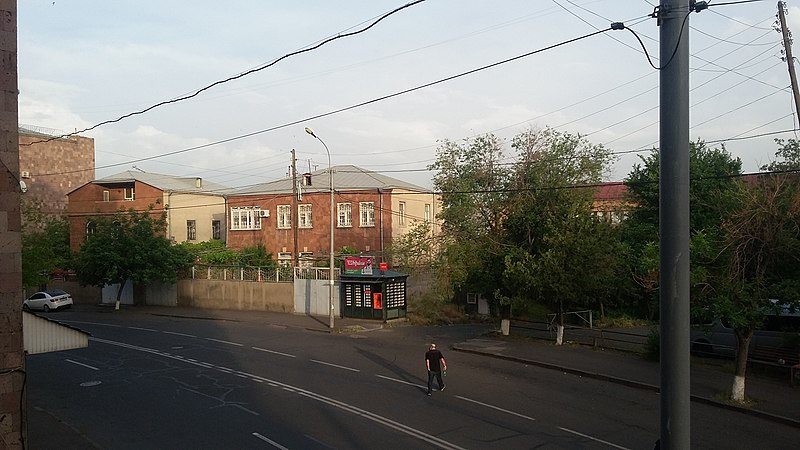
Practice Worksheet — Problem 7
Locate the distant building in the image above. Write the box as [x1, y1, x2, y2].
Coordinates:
[592, 182, 632, 223]
[67, 171, 229, 251]
[18, 125, 95, 218]
[226, 165, 441, 265]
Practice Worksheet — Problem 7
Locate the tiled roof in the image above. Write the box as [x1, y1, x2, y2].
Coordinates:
[231, 165, 430, 195]
[594, 182, 628, 201]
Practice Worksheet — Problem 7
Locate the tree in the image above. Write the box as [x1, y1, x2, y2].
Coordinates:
[500, 128, 617, 342]
[428, 134, 511, 312]
[21, 201, 70, 289]
[72, 208, 193, 310]
[622, 141, 743, 316]
[708, 144, 800, 402]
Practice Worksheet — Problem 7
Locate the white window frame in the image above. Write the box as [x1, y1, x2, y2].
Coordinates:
[186, 220, 197, 241]
[103, 190, 110, 202]
[424, 203, 431, 223]
[277, 205, 291, 229]
[230, 207, 263, 231]
[212, 219, 221, 240]
[337, 203, 352, 227]
[298, 204, 312, 228]
[124, 186, 135, 201]
[359, 202, 375, 227]
[399, 201, 406, 227]
[277, 252, 292, 267]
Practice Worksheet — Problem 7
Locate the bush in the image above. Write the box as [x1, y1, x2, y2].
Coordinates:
[643, 326, 660, 361]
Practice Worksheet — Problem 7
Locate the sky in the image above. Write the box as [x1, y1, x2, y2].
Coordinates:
[18, 0, 800, 191]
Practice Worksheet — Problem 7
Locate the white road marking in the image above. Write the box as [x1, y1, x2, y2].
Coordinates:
[252, 346, 297, 358]
[558, 426, 631, 450]
[252, 432, 289, 449]
[375, 374, 426, 389]
[66, 359, 99, 371]
[205, 337, 243, 346]
[455, 396, 536, 422]
[163, 331, 197, 337]
[90, 337, 464, 450]
[128, 326, 159, 332]
[310, 359, 360, 372]
[61, 320, 122, 328]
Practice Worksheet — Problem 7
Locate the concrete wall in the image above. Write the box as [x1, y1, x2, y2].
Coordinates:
[47, 280, 101, 304]
[177, 279, 294, 312]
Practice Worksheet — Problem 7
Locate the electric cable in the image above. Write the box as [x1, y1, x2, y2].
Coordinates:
[22, 0, 428, 145]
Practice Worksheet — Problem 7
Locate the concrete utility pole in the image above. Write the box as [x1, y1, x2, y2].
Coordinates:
[777, 1, 800, 119]
[291, 149, 299, 268]
[659, 1, 691, 448]
[0, 1, 24, 447]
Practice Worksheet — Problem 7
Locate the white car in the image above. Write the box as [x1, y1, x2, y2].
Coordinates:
[23, 289, 74, 312]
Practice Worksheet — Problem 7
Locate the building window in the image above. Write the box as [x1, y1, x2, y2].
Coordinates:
[277, 205, 291, 229]
[85, 221, 95, 238]
[298, 204, 312, 228]
[360, 202, 375, 227]
[337, 203, 352, 227]
[399, 201, 406, 227]
[103, 190, 110, 202]
[230, 207, 263, 231]
[212, 220, 221, 240]
[424, 203, 431, 223]
[124, 187, 135, 201]
[187, 220, 197, 241]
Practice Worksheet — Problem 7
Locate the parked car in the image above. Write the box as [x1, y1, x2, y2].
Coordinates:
[691, 301, 800, 365]
[23, 290, 74, 312]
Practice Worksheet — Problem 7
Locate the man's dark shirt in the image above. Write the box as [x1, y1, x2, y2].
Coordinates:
[425, 349, 444, 372]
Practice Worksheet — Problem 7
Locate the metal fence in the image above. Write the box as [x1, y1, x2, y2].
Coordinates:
[187, 265, 341, 282]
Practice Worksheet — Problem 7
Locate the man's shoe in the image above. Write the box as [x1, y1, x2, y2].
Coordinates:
[426, 391, 432, 396]
[440, 385, 445, 392]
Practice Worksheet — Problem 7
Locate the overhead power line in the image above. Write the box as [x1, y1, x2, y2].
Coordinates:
[23, 0, 428, 146]
[32, 26, 619, 179]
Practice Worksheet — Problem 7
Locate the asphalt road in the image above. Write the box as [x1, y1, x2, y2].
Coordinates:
[25, 309, 800, 449]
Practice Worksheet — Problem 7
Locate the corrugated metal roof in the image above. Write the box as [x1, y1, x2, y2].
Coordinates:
[23, 312, 91, 355]
[232, 165, 429, 195]
[95, 171, 232, 195]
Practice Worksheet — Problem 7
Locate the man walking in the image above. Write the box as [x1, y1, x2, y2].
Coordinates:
[425, 343, 447, 396]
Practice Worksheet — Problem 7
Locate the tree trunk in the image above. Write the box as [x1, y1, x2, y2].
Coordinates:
[731, 330, 753, 402]
[555, 300, 565, 346]
[115, 279, 127, 311]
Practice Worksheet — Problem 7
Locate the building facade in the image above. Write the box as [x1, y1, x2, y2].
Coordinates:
[227, 165, 441, 266]
[18, 125, 95, 218]
[67, 171, 228, 251]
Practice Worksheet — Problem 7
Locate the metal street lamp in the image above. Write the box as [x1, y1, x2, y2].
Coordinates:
[304, 126, 336, 330]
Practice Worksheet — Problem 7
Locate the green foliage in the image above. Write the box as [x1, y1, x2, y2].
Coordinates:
[179, 240, 239, 265]
[643, 326, 660, 361]
[762, 138, 800, 172]
[237, 245, 276, 267]
[21, 205, 70, 289]
[387, 221, 435, 270]
[72, 208, 194, 298]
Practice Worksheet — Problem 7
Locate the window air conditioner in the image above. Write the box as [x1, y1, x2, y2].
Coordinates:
[259, 210, 269, 218]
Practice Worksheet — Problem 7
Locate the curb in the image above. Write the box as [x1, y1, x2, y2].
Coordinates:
[452, 345, 800, 429]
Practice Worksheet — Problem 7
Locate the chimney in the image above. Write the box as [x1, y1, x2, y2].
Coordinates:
[195, 177, 202, 188]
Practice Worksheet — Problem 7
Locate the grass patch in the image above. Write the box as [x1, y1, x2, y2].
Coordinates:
[594, 314, 650, 328]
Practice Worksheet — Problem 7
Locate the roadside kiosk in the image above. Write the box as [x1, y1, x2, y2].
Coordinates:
[340, 257, 408, 321]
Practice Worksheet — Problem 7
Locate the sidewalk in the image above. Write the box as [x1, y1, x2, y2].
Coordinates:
[452, 331, 800, 428]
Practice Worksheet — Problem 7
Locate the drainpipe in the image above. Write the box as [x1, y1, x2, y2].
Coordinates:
[167, 192, 173, 241]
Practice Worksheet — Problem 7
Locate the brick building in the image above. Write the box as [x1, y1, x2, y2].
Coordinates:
[227, 165, 440, 265]
[67, 171, 229, 251]
[18, 125, 95, 218]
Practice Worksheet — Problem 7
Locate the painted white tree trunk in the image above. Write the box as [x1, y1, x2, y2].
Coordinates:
[501, 319, 510, 336]
[731, 375, 745, 401]
[556, 324, 564, 345]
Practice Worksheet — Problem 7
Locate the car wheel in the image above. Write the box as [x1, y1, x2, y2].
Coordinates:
[42, 304, 50, 312]
[22, 304, 29, 312]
